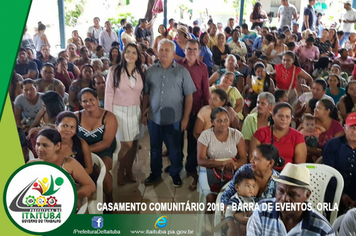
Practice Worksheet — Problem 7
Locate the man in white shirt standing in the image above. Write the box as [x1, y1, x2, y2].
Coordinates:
[87, 17, 104, 44]
[99, 21, 119, 54]
[339, 0, 356, 47]
[277, 0, 298, 30]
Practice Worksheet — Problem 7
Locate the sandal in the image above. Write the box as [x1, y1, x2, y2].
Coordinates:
[188, 180, 198, 191]
[125, 173, 137, 183]
[117, 170, 126, 186]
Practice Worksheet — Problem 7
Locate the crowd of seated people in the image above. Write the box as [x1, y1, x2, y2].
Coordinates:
[12, 3, 356, 233]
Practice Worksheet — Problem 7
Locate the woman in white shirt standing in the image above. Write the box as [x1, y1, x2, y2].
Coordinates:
[121, 23, 136, 49]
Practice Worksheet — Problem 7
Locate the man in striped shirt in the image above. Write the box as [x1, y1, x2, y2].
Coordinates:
[246, 163, 335, 236]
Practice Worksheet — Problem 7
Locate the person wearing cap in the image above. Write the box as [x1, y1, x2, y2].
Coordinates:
[339, 0, 356, 47]
[302, 0, 317, 31]
[141, 39, 196, 187]
[99, 21, 119, 54]
[323, 112, 356, 213]
[174, 26, 190, 61]
[15, 47, 39, 79]
[247, 163, 335, 235]
[278, 0, 298, 30]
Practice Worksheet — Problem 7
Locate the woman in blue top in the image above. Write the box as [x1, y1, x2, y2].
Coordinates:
[221, 144, 283, 205]
[173, 26, 189, 61]
[326, 74, 346, 104]
[200, 32, 214, 75]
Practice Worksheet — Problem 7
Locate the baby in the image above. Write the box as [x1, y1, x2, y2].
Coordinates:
[226, 171, 258, 236]
[300, 113, 326, 162]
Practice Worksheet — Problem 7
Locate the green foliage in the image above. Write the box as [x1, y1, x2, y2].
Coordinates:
[233, 0, 256, 20]
[65, 0, 86, 27]
[108, 13, 138, 34]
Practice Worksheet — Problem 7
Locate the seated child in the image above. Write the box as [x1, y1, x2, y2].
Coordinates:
[225, 171, 258, 236]
[299, 113, 326, 162]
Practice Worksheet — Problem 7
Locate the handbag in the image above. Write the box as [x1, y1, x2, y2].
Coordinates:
[152, 0, 164, 14]
[286, 65, 296, 97]
[206, 158, 236, 192]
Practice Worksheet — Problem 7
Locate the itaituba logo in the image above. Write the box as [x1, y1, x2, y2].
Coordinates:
[4, 162, 76, 234]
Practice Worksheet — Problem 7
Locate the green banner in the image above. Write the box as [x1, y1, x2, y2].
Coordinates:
[0, 0, 32, 121]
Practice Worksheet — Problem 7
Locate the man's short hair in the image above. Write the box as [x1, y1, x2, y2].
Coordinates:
[158, 39, 176, 51]
[241, 23, 248, 30]
[186, 39, 200, 47]
[258, 92, 276, 105]
[234, 171, 255, 185]
[169, 18, 175, 23]
[120, 18, 127, 25]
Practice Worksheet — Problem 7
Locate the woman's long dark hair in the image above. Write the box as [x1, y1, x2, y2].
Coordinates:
[41, 91, 65, 121]
[158, 24, 168, 37]
[252, 2, 262, 19]
[211, 89, 232, 107]
[283, 51, 300, 67]
[113, 43, 145, 88]
[344, 81, 356, 113]
[319, 99, 340, 121]
[109, 46, 121, 65]
[55, 111, 85, 167]
[200, 32, 208, 47]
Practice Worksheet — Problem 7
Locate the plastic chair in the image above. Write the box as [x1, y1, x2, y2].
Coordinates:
[213, 181, 231, 236]
[195, 177, 231, 236]
[111, 138, 121, 203]
[298, 163, 344, 224]
[77, 197, 88, 214]
[88, 153, 106, 214]
[28, 150, 36, 161]
[332, 214, 345, 236]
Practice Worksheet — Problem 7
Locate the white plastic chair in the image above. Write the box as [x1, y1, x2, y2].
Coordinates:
[213, 181, 231, 236]
[88, 153, 106, 214]
[28, 150, 36, 161]
[332, 214, 345, 236]
[77, 197, 88, 214]
[195, 175, 231, 236]
[298, 163, 344, 224]
[111, 138, 121, 202]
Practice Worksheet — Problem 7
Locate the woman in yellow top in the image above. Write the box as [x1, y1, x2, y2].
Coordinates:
[209, 72, 243, 120]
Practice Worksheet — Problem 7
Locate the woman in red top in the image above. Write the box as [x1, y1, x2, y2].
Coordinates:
[274, 51, 313, 106]
[249, 102, 307, 171]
